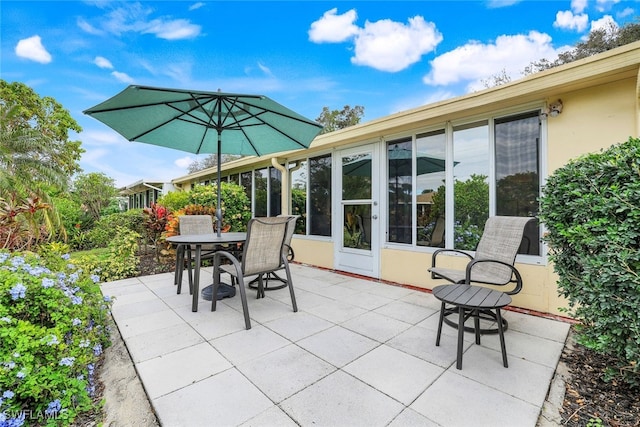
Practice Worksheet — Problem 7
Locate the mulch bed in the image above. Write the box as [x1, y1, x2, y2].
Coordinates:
[559, 328, 640, 426]
[134, 250, 640, 426]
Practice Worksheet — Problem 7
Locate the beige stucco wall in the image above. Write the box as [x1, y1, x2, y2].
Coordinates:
[546, 76, 637, 173]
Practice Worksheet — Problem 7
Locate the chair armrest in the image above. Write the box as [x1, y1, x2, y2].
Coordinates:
[212, 250, 243, 276]
[465, 259, 523, 295]
[430, 248, 473, 279]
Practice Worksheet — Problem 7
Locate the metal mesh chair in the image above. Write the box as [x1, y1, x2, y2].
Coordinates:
[175, 215, 216, 295]
[428, 216, 534, 333]
[211, 217, 298, 329]
[248, 215, 299, 292]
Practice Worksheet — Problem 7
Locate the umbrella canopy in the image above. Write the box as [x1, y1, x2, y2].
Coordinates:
[343, 147, 454, 177]
[84, 85, 323, 235]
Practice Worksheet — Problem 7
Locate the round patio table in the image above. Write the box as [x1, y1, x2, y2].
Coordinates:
[433, 283, 511, 370]
[167, 232, 246, 312]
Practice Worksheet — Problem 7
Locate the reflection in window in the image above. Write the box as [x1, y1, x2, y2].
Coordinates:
[228, 174, 239, 184]
[342, 154, 371, 200]
[387, 138, 412, 244]
[416, 130, 447, 248]
[254, 168, 268, 217]
[344, 204, 371, 250]
[309, 154, 331, 236]
[240, 171, 252, 210]
[269, 167, 282, 216]
[495, 112, 540, 255]
[453, 121, 489, 250]
[291, 162, 307, 234]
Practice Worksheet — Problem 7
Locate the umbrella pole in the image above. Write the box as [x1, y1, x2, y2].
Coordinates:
[216, 130, 222, 237]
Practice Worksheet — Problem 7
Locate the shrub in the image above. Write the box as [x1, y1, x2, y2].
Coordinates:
[187, 183, 251, 232]
[142, 204, 169, 261]
[74, 226, 140, 282]
[156, 191, 190, 213]
[0, 249, 112, 426]
[539, 137, 640, 387]
[79, 210, 144, 250]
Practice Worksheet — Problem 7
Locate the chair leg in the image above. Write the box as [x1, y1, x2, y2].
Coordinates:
[283, 261, 297, 312]
[186, 247, 193, 295]
[176, 245, 184, 294]
[236, 275, 251, 330]
[496, 309, 508, 368]
[257, 275, 265, 299]
[436, 301, 445, 346]
[456, 305, 465, 370]
[474, 309, 481, 345]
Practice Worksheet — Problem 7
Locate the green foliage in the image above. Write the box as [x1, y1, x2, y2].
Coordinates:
[430, 174, 489, 250]
[142, 204, 170, 261]
[74, 210, 144, 251]
[316, 105, 365, 134]
[157, 191, 190, 212]
[291, 188, 307, 234]
[0, 194, 52, 251]
[0, 249, 112, 426]
[71, 173, 117, 222]
[187, 183, 251, 232]
[74, 226, 140, 282]
[539, 137, 640, 387]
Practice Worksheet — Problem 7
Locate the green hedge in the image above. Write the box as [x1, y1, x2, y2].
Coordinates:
[539, 137, 640, 386]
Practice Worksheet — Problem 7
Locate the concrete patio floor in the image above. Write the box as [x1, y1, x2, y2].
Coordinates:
[100, 263, 570, 427]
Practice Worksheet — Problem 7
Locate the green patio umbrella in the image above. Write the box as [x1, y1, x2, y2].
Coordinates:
[84, 85, 323, 236]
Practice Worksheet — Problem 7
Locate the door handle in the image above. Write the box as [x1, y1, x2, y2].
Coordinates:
[372, 215, 378, 220]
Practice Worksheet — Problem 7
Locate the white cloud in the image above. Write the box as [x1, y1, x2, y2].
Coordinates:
[77, 17, 104, 35]
[111, 71, 135, 84]
[589, 15, 618, 33]
[423, 31, 560, 91]
[486, 0, 521, 8]
[352, 16, 442, 72]
[309, 10, 442, 73]
[84, 3, 201, 40]
[596, 0, 621, 13]
[175, 156, 195, 169]
[83, 130, 124, 145]
[571, 0, 588, 13]
[189, 2, 205, 11]
[309, 8, 359, 43]
[94, 56, 113, 69]
[257, 62, 274, 77]
[617, 7, 634, 18]
[15, 35, 52, 64]
[554, 10, 589, 31]
[144, 18, 201, 40]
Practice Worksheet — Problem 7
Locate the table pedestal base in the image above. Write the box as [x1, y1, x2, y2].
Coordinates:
[201, 283, 236, 301]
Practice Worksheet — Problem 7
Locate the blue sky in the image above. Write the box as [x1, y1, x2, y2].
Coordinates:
[1, 0, 636, 188]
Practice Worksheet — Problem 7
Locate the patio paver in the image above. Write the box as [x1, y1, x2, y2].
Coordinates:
[101, 264, 570, 427]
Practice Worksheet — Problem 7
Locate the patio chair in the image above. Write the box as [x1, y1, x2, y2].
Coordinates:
[211, 217, 298, 330]
[428, 215, 534, 333]
[248, 214, 299, 292]
[175, 215, 216, 295]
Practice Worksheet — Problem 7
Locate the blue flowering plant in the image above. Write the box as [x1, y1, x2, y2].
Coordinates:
[0, 250, 112, 426]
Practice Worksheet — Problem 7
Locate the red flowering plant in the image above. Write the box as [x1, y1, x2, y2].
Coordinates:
[142, 203, 170, 261]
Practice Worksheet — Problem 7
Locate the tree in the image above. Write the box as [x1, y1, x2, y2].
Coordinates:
[0, 80, 84, 180]
[483, 19, 640, 87]
[187, 154, 242, 174]
[72, 172, 117, 221]
[316, 105, 365, 134]
[1, 81, 85, 242]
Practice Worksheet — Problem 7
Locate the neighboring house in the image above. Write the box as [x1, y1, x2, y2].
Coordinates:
[161, 41, 639, 317]
[119, 179, 175, 210]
